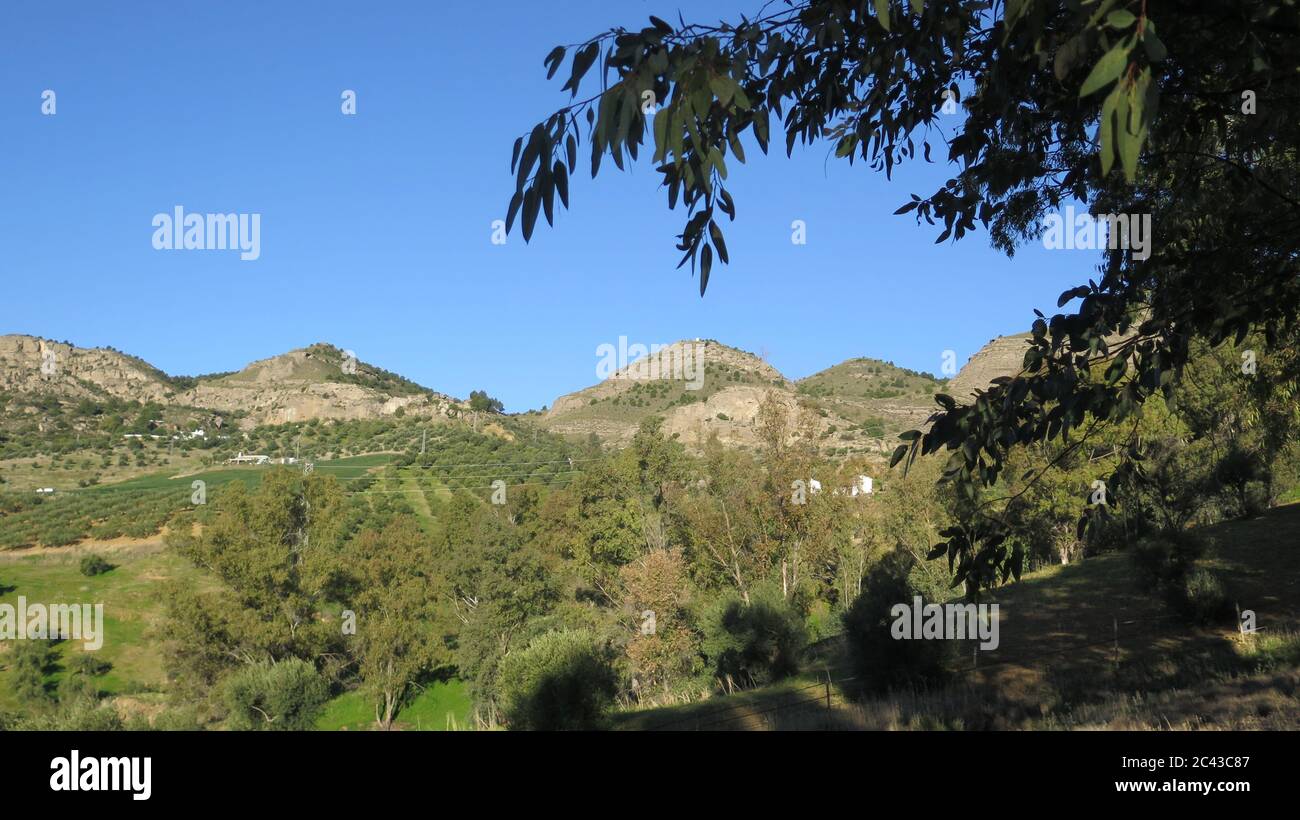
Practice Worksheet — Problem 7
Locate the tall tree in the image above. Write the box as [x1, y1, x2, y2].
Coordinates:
[506, 1, 1300, 595]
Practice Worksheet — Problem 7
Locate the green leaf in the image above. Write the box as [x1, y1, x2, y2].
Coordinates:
[874, 0, 890, 32]
[1054, 35, 1087, 81]
[653, 105, 671, 161]
[709, 76, 736, 107]
[1106, 9, 1136, 28]
[1099, 84, 1121, 176]
[699, 243, 712, 296]
[1143, 29, 1167, 62]
[505, 191, 522, 233]
[544, 46, 566, 80]
[564, 42, 600, 98]
[708, 220, 729, 264]
[553, 161, 569, 209]
[889, 444, 909, 468]
[521, 188, 540, 242]
[1079, 43, 1130, 98]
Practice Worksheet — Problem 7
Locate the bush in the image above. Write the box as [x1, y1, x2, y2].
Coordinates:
[221, 659, 330, 731]
[9, 700, 124, 731]
[1130, 531, 1206, 592]
[1130, 531, 1232, 625]
[79, 554, 113, 576]
[841, 549, 952, 695]
[699, 588, 807, 688]
[498, 629, 617, 730]
[9, 640, 56, 704]
[1169, 568, 1232, 626]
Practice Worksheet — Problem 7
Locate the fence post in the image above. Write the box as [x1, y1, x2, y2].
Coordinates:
[1112, 616, 1119, 670]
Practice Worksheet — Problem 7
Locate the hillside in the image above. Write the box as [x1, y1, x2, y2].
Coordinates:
[541, 341, 950, 456]
[0, 335, 462, 431]
[540, 340, 828, 450]
[179, 343, 457, 428]
[0, 335, 176, 404]
[795, 357, 947, 438]
[946, 332, 1033, 400]
[2, 331, 1033, 464]
[614, 503, 1300, 730]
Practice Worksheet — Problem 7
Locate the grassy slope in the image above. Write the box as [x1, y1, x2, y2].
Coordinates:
[0, 545, 214, 712]
[316, 680, 473, 731]
[796, 358, 945, 425]
[616, 503, 1300, 730]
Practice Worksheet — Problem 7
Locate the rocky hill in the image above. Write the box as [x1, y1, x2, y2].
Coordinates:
[0, 335, 461, 429]
[947, 333, 1033, 399]
[1, 331, 1036, 457]
[541, 341, 947, 456]
[179, 344, 457, 427]
[0, 335, 175, 404]
[796, 357, 947, 436]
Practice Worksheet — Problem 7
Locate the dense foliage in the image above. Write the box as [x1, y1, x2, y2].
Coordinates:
[505, 0, 1300, 596]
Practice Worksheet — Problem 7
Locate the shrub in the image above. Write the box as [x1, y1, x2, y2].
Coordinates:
[498, 629, 617, 730]
[841, 549, 952, 695]
[1130, 531, 1232, 625]
[10, 640, 56, 704]
[1130, 531, 1206, 592]
[79, 554, 113, 576]
[221, 659, 330, 731]
[1169, 568, 1232, 626]
[699, 588, 807, 688]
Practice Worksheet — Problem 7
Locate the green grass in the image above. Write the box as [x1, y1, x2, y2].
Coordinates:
[0, 547, 212, 712]
[316, 679, 472, 731]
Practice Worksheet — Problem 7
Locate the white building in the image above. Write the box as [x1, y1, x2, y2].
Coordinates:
[851, 475, 874, 496]
[227, 452, 271, 465]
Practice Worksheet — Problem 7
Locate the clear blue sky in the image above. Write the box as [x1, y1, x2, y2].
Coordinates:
[0, 1, 1097, 412]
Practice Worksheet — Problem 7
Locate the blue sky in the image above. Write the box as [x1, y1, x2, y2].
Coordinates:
[0, 1, 1097, 412]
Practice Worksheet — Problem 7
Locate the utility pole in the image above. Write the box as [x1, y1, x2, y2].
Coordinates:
[421, 429, 426, 455]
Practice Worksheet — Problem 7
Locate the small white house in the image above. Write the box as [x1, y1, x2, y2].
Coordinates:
[809, 479, 822, 495]
[851, 475, 874, 496]
[36, 487, 55, 495]
[227, 452, 271, 465]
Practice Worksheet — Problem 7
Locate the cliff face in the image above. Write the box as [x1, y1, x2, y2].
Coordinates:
[947, 333, 1033, 400]
[0, 335, 173, 403]
[180, 381, 455, 428]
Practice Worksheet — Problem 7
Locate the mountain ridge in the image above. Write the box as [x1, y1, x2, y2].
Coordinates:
[0, 332, 1031, 448]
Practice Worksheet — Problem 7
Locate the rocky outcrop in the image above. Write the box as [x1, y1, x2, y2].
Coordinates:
[947, 333, 1033, 400]
[0, 335, 172, 403]
[0, 335, 460, 428]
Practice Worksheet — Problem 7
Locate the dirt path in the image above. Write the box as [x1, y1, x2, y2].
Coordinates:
[0, 532, 168, 561]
